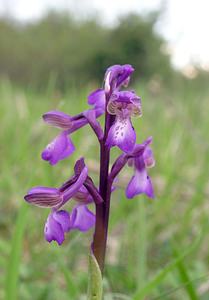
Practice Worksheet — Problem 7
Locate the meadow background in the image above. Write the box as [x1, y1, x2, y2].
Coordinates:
[0, 4, 209, 300]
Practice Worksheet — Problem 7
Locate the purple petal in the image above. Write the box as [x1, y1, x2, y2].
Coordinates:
[106, 116, 136, 152]
[52, 210, 71, 232]
[67, 108, 104, 135]
[59, 136, 75, 160]
[126, 169, 154, 199]
[143, 146, 155, 168]
[131, 137, 153, 157]
[68, 118, 88, 134]
[110, 90, 140, 104]
[27, 186, 58, 194]
[104, 64, 134, 92]
[83, 109, 103, 140]
[107, 91, 142, 117]
[62, 164, 88, 204]
[24, 187, 61, 208]
[104, 70, 112, 93]
[74, 157, 86, 176]
[116, 64, 134, 88]
[70, 205, 95, 232]
[43, 111, 72, 129]
[73, 186, 93, 204]
[42, 131, 75, 165]
[44, 213, 65, 245]
[88, 89, 105, 112]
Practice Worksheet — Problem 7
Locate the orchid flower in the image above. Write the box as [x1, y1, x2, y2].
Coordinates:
[126, 144, 155, 199]
[42, 97, 104, 165]
[106, 90, 142, 152]
[24, 158, 101, 245]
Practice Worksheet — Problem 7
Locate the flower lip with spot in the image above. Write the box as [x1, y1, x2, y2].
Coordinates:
[105, 91, 142, 152]
[107, 91, 142, 118]
[106, 111, 136, 152]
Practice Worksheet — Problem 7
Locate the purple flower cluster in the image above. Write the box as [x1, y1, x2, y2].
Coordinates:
[25, 158, 100, 244]
[24, 64, 155, 251]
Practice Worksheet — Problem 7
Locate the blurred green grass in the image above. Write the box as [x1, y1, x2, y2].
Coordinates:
[0, 78, 209, 300]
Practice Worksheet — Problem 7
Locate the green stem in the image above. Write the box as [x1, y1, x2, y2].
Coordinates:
[137, 198, 147, 290]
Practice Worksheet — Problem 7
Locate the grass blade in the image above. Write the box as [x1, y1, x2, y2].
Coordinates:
[133, 235, 201, 300]
[5, 203, 28, 300]
[59, 261, 78, 299]
[172, 243, 199, 300]
[136, 198, 147, 290]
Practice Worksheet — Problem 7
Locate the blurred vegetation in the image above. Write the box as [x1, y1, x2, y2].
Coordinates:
[1, 76, 209, 299]
[1, 8, 209, 300]
[0, 11, 174, 89]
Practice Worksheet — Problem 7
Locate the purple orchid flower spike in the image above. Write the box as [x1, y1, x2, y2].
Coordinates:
[126, 143, 155, 199]
[24, 64, 155, 278]
[106, 91, 142, 152]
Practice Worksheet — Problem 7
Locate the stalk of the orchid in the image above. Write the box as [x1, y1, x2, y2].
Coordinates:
[91, 64, 135, 273]
[92, 90, 115, 273]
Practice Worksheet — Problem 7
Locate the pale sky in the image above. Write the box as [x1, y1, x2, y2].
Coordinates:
[0, 0, 209, 69]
